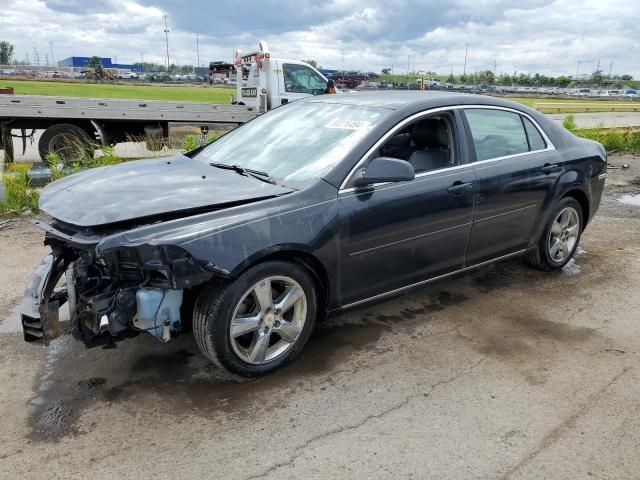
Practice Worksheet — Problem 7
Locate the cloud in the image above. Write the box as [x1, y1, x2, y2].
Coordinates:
[0, 0, 638, 77]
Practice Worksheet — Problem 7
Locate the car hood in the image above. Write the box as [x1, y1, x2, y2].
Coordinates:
[39, 156, 294, 227]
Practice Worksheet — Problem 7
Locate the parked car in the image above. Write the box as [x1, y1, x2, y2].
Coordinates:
[21, 92, 607, 377]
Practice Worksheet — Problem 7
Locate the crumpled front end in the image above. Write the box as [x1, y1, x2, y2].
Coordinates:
[21, 219, 213, 346]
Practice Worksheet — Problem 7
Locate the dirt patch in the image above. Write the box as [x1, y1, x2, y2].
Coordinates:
[599, 152, 640, 219]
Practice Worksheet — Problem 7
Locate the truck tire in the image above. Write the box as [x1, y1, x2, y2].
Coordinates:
[144, 137, 167, 151]
[38, 124, 95, 164]
[1, 127, 14, 163]
[193, 261, 318, 377]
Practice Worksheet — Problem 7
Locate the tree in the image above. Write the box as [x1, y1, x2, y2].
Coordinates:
[87, 56, 102, 69]
[621, 74, 633, 81]
[0, 41, 15, 65]
[381, 68, 391, 75]
[303, 59, 320, 69]
[446, 72, 455, 84]
[591, 69, 604, 86]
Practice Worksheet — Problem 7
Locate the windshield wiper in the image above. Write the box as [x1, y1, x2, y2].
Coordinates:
[209, 163, 277, 185]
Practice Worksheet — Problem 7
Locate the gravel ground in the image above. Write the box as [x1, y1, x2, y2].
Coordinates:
[0, 153, 639, 480]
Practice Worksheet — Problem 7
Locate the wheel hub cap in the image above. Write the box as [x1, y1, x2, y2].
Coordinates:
[264, 312, 275, 327]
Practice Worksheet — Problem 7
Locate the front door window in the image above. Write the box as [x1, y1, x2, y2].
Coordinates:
[282, 63, 327, 95]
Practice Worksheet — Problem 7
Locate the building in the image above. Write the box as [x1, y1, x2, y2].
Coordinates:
[57, 57, 141, 71]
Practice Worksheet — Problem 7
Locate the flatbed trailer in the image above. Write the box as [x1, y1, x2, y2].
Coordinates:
[0, 94, 260, 163]
[0, 40, 334, 163]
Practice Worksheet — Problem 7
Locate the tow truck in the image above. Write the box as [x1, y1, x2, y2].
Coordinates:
[0, 41, 333, 163]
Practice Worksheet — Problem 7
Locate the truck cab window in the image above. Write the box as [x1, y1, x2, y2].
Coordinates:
[283, 64, 327, 95]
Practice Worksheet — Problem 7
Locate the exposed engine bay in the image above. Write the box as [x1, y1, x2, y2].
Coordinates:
[21, 218, 212, 346]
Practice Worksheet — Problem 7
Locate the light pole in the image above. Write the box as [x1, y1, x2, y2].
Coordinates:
[463, 43, 468, 80]
[196, 34, 200, 68]
[49, 41, 55, 67]
[163, 15, 170, 72]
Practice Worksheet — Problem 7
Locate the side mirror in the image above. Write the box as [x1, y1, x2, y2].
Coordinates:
[354, 157, 415, 187]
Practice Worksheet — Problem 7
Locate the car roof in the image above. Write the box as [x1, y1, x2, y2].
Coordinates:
[303, 90, 527, 111]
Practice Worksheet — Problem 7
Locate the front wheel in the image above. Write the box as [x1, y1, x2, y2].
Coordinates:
[193, 261, 318, 377]
[527, 197, 583, 271]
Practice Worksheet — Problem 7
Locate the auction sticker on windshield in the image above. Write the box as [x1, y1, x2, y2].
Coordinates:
[326, 119, 371, 130]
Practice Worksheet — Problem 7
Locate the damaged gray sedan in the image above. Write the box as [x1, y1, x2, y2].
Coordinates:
[21, 92, 606, 377]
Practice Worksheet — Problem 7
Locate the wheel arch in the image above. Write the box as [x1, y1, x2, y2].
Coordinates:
[529, 177, 591, 248]
[231, 247, 332, 318]
[561, 188, 590, 230]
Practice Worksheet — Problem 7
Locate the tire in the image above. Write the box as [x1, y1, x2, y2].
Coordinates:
[527, 197, 583, 271]
[1, 127, 14, 163]
[193, 261, 318, 377]
[144, 137, 167, 151]
[38, 124, 95, 164]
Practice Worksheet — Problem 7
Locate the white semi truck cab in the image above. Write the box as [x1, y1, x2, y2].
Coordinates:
[233, 41, 335, 111]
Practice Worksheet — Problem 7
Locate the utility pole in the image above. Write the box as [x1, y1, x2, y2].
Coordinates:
[575, 60, 581, 80]
[407, 55, 410, 90]
[196, 34, 200, 68]
[463, 43, 468, 79]
[140, 52, 144, 72]
[608, 59, 613, 78]
[342, 49, 345, 73]
[49, 41, 55, 67]
[163, 14, 170, 72]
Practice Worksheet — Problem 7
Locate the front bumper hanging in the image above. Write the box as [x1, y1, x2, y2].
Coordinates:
[21, 254, 70, 345]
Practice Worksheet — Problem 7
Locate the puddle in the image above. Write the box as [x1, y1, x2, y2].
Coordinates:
[618, 194, 640, 206]
[0, 305, 22, 333]
[562, 259, 582, 276]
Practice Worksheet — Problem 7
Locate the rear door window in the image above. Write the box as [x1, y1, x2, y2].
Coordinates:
[522, 116, 547, 151]
[464, 109, 529, 161]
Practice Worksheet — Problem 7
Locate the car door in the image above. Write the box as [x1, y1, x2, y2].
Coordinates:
[463, 107, 563, 265]
[337, 111, 476, 307]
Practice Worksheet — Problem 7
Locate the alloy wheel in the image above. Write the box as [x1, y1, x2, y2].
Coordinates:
[229, 276, 307, 365]
[547, 206, 580, 263]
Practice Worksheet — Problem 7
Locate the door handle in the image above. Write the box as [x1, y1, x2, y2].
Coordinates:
[447, 181, 473, 195]
[541, 163, 562, 174]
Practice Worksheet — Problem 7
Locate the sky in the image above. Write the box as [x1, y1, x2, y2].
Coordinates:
[0, 0, 638, 77]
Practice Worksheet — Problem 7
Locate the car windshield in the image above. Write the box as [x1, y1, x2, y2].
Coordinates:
[194, 102, 389, 187]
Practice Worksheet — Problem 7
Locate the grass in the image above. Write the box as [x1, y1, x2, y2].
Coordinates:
[0, 164, 39, 215]
[3, 80, 638, 113]
[0, 79, 233, 103]
[564, 115, 640, 152]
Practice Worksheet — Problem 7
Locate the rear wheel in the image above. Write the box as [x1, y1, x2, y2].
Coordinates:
[38, 124, 95, 164]
[527, 197, 583, 271]
[193, 261, 317, 377]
